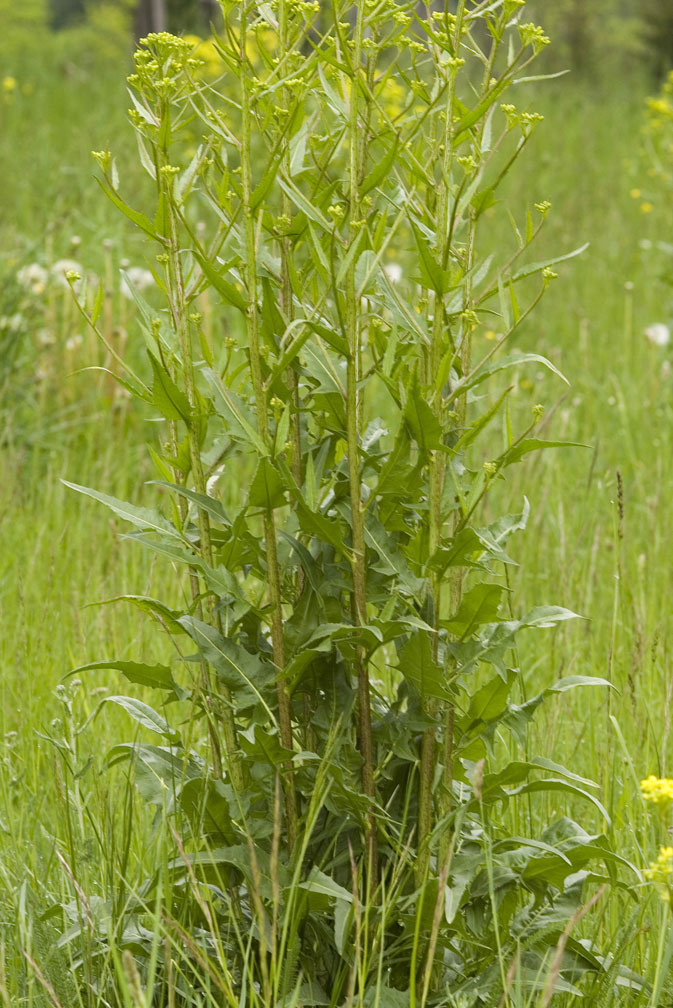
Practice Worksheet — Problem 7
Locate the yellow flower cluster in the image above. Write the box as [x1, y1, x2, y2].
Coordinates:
[644, 846, 673, 902]
[641, 775, 673, 806]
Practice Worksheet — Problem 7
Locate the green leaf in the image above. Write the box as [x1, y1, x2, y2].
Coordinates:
[522, 606, 581, 628]
[508, 778, 611, 825]
[445, 583, 507, 638]
[297, 867, 353, 904]
[467, 667, 517, 724]
[509, 242, 590, 284]
[403, 382, 444, 455]
[277, 175, 333, 232]
[178, 617, 274, 714]
[96, 177, 159, 241]
[192, 252, 248, 313]
[471, 185, 496, 219]
[361, 137, 399, 195]
[248, 457, 287, 510]
[240, 724, 292, 767]
[453, 387, 511, 453]
[85, 594, 186, 636]
[398, 633, 450, 702]
[460, 352, 569, 395]
[202, 367, 268, 455]
[70, 660, 183, 697]
[411, 225, 446, 293]
[62, 482, 182, 539]
[91, 280, 104, 327]
[251, 150, 283, 210]
[289, 119, 309, 176]
[500, 437, 588, 467]
[149, 482, 231, 527]
[148, 353, 191, 423]
[362, 987, 410, 1008]
[104, 696, 176, 739]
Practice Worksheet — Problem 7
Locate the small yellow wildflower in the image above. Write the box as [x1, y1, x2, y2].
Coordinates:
[644, 845, 673, 902]
[647, 97, 673, 118]
[641, 202, 653, 214]
[630, 188, 641, 199]
[641, 775, 673, 806]
[2, 76, 16, 92]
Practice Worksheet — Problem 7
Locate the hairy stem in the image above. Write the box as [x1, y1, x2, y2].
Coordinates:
[344, 1, 377, 887]
[240, 2, 298, 850]
[417, 0, 468, 886]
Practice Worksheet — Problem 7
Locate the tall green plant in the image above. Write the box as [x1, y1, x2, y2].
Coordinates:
[60, 2, 637, 1004]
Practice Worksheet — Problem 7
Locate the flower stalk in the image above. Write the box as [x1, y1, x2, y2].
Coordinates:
[240, 1, 298, 850]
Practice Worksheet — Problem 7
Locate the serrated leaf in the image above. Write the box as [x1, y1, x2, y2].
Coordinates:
[403, 383, 444, 455]
[249, 456, 287, 510]
[86, 594, 186, 635]
[63, 482, 182, 539]
[71, 660, 184, 698]
[398, 633, 450, 702]
[240, 724, 291, 767]
[149, 353, 191, 422]
[445, 582, 507, 638]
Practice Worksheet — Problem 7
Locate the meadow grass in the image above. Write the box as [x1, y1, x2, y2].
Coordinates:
[3, 24, 673, 1005]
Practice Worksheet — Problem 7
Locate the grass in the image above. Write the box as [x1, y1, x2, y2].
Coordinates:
[3, 21, 673, 1006]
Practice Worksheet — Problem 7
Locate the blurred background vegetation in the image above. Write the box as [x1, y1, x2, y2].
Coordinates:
[4, 0, 673, 78]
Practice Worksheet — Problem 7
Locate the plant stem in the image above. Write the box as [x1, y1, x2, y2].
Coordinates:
[159, 115, 242, 791]
[417, 0, 467, 885]
[240, 1, 298, 850]
[278, 0, 314, 752]
[345, 1, 377, 887]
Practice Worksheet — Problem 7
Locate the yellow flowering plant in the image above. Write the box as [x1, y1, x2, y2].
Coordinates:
[60, 3, 638, 1005]
[641, 777, 673, 905]
[638, 71, 673, 202]
[641, 774, 673, 809]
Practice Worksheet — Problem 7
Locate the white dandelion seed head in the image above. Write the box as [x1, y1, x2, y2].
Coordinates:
[383, 262, 403, 284]
[0, 313, 23, 332]
[645, 323, 671, 347]
[120, 266, 154, 299]
[17, 263, 48, 292]
[37, 328, 55, 347]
